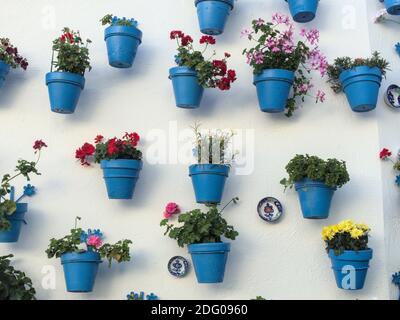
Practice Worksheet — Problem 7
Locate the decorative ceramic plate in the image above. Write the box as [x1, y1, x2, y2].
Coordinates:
[257, 197, 283, 222]
[385, 84, 400, 109]
[168, 256, 189, 278]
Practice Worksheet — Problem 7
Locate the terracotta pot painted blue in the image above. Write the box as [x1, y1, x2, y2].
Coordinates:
[0, 60, 10, 88]
[253, 69, 295, 113]
[105, 25, 142, 68]
[295, 179, 336, 219]
[169, 66, 204, 109]
[188, 242, 230, 283]
[329, 249, 373, 290]
[189, 164, 229, 204]
[339, 66, 382, 113]
[61, 251, 102, 292]
[0, 203, 27, 243]
[384, 0, 400, 15]
[195, 0, 234, 35]
[286, 0, 319, 23]
[101, 159, 143, 200]
[46, 72, 85, 114]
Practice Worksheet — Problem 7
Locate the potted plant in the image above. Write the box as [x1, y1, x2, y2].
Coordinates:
[75, 132, 143, 200]
[380, 0, 400, 15]
[101, 14, 142, 68]
[0, 140, 47, 243]
[379, 148, 400, 187]
[285, 0, 320, 23]
[189, 124, 236, 204]
[242, 13, 327, 117]
[194, 0, 234, 35]
[45, 28, 92, 114]
[0, 38, 28, 88]
[46, 216, 132, 293]
[0, 254, 36, 300]
[322, 220, 372, 290]
[327, 51, 389, 112]
[160, 198, 239, 283]
[169, 31, 236, 109]
[281, 154, 350, 219]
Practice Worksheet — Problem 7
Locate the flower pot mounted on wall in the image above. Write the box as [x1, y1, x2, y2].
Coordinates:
[105, 25, 142, 68]
[382, 0, 400, 15]
[195, 0, 234, 35]
[46, 72, 85, 114]
[169, 67, 204, 109]
[0, 61, 10, 89]
[339, 66, 382, 113]
[0, 203, 27, 243]
[188, 242, 230, 283]
[285, 0, 319, 23]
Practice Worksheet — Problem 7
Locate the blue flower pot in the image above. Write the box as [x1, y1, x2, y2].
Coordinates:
[295, 179, 336, 219]
[253, 69, 295, 113]
[339, 66, 382, 113]
[384, 0, 400, 15]
[195, 0, 234, 35]
[169, 66, 204, 109]
[329, 249, 373, 290]
[188, 242, 230, 283]
[105, 25, 142, 68]
[189, 164, 230, 204]
[286, 0, 319, 23]
[101, 159, 143, 200]
[0, 60, 10, 88]
[46, 72, 85, 114]
[61, 251, 102, 293]
[0, 203, 27, 243]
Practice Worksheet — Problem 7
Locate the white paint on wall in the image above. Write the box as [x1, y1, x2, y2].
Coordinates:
[0, 0, 393, 299]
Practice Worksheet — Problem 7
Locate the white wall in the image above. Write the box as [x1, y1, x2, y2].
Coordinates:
[0, 0, 394, 300]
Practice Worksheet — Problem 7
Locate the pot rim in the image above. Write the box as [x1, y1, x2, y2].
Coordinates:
[188, 242, 231, 253]
[189, 163, 230, 176]
[339, 66, 382, 82]
[253, 68, 295, 85]
[104, 25, 143, 42]
[45, 71, 85, 89]
[195, 0, 234, 9]
[328, 249, 373, 261]
[61, 251, 102, 264]
[100, 159, 143, 170]
[295, 178, 337, 191]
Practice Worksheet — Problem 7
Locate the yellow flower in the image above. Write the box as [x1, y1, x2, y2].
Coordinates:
[338, 220, 354, 232]
[356, 223, 370, 232]
[350, 228, 364, 239]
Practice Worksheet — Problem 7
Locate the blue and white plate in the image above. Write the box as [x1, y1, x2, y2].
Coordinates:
[257, 197, 283, 222]
[168, 256, 189, 278]
[385, 84, 400, 109]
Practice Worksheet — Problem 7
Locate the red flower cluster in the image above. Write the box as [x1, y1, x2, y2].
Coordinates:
[60, 32, 75, 44]
[200, 35, 216, 45]
[212, 59, 236, 91]
[33, 140, 48, 151]
[380, 148, 392, 160]
[0, 38, 29, 70]
[170, 30, 193, 47]
[75, 143, 95, 166]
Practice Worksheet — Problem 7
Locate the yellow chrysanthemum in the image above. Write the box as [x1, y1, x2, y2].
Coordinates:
[350, 228, 364, 239]
[356, 223, 370, 232]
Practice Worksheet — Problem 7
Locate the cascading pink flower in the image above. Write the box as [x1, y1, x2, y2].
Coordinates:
[87, 235, 103, 249]
[316, 90, 326, 103]
[300, 28, 319, 45]
[163, 202, 180, 219]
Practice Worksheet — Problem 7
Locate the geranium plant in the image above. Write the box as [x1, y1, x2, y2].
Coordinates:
[0, 254, 36, 300]
[322, 220, 370, 255]
[75, 132, 142, 166]
[327, 51, 390, 93]
[101, 14, 138, 27]
[160, 198, 239, 247]
[170, 30, 236, 90]
[379, 148, 400, 187]
[242, 13, 328, 117]
[0, 38, 28, 70]
[280, 154, 350, 190]
[51, 28, 92, 75]
[46, 216, 132, 267]
[0, 140, 47, 231]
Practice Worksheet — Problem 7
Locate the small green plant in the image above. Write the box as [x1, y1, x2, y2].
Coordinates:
[51, 28, 92, 75]
[0, 254, 36, 300]
[0, 140, 47, 231]
[46, 217, 132, 267]
[100, 14, 138, 27]
[160, 198, 239, 247]
[280, 154, 350, 190]
[327, 51, 390, 93]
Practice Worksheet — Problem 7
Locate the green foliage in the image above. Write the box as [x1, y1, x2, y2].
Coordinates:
[45, 227, 83, 259]
[94, 140, 142, 163]
[100, 14, 137, 27]
[0, 254, 36, 300]
[280, 154, 350, 190]
[51, 27, 92, 75]
[327, 51, 390, 93]
[99, 240, 133, 267]
[160, 198, 239, 247]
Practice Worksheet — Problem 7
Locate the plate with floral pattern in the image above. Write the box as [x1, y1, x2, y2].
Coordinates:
[385, 84, 400, 109]
[168, 256, 189, 278]
[257, 197, 283, 222]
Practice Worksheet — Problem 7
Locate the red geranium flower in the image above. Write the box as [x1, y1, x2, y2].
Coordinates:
[212, 60, 227, 76]
[75, 142, 95, 166]
[227, 69, 237, 82]
[124, 132, 140, 147]
[107, 138, 119, 156]
[380, 148, 392, 160]
[33, 140, 48, 151]
[224, 52, 231, 58]
[170, 30, 184, 39]
[181, 35, 193, 46]
[216, 77, 231, 91]
[200, 35, 216, 45]
[94, 135, 104, 144]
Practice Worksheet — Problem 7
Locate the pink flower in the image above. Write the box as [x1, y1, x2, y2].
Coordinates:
[272, 12, 290, 26]
[253, 51, 264, 64]
[87, 235, 102, 249]
[300, 28, 319, 45]
[163, 202, 180, 219]
[240, 29, 252, 39]
[255, 18, 265, 26]
[316, 90, 326, 103]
